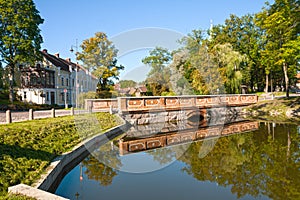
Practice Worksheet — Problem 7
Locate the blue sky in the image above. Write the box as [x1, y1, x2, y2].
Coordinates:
[34, 0, 271, 82]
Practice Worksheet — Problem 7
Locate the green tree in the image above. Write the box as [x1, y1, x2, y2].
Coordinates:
[212, 43, 247, 94]
[77, 32, 124, 93]
[170, 29, 224, 95]
[142, 47, 172, 96]
[119, 80, 136, 88]
[209, 14, 265, 92]
[255, 0, 300, 97]
[0, 62, 3, 88]
[0, 0, 44, 102]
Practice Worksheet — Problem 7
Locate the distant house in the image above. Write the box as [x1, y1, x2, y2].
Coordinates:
[115, 83, 147, 97]
[17, 49, 98, 106]
[128, 86, 147, 97]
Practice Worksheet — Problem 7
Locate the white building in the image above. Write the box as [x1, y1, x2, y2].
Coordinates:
[17, 49, 98, 107]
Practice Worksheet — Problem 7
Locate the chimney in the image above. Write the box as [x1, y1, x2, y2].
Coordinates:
[54, 53, 59, 58]
[42, 49, 48, 53]
[66, 58, 71, 62]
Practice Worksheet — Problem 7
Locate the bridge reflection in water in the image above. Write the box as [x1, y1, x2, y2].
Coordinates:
[119, 120, 259, 155]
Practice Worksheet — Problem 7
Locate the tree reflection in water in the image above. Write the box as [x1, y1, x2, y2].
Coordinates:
[82, 141, 122, 186]
[177, 123, 300, 200]
[81, 122, 300, 199]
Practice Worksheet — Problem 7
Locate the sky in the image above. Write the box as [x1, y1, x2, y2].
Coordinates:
[33, 0, 271, 82]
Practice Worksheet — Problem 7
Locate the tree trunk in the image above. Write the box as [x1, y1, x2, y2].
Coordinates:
[8, 64, 15, 103]
[270, 72, 273, 93]
[265, 73, 269, 93]
[283, 62, 289, 98]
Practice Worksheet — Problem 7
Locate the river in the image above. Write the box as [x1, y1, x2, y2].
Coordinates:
[55, 120, 300, 200]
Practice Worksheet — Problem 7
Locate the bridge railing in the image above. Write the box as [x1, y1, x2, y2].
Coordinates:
[85, 94, 258, 113]
[85, 98, 118, 111]
[118, 94, 258, 113]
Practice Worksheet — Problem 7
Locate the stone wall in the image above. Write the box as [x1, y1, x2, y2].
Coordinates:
[123, 106, 246, 125]
[123, 109, 203, 125]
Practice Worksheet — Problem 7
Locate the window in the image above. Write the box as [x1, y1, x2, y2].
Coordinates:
[61, 92, 64, 101]
[46, 73, 50, 86]
[24, 92, 27, 99]
[50, 73, 54, 87]
[61, 77, 64, 86]
[72, 78, 75, 87]
[46, 92, 49, 101]
[30, 74, 37, 86]
[66, 78, 69, 86]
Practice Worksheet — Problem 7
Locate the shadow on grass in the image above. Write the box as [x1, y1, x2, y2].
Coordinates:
[281, 97, 300, 107]
[0, 143, 54, 162]
[252, 103, 269, 110]
[0, 144, 55, 197]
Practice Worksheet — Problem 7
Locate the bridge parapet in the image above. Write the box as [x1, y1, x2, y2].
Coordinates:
[118, 94, 257, 113]
[85, 98, 118, 110]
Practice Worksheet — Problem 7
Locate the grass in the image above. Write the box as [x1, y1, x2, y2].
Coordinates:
[1, 194, 36, 200]
[0, 112, 121, 199]
[245, 96, 300, 122]
[256, 91, 286, 97]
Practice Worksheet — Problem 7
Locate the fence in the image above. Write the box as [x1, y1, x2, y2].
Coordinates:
[0, 108, 102, 124]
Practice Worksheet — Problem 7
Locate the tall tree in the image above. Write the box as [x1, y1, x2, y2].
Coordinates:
[0, 0, 44, 102]
[142, 47, 172, 96]
[212, 43, 247, 94]
[77, 32, 124, 93]
[209, 14, 265, 92]
[255, 0, 300, 97]
[170, 29, 224, 95]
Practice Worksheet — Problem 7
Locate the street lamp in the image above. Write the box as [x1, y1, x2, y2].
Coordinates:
[70, 39, 79, 108]
[70, 39, 78, 54]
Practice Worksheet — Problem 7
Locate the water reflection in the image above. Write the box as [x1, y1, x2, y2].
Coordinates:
[180, 123, 300, 200]
[56, 122, 300, 200]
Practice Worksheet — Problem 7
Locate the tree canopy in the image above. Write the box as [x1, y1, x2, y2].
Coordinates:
[77, 32, 124, 95]
[0, 0, 44, 102]
[119, 80, 137, 88]
[142, 47, 172, 96]
[255, 0, 300, 97]
[142, 0, 299, 97]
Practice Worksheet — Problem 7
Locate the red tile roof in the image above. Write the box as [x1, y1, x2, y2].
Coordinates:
[40, 50, 97, 80]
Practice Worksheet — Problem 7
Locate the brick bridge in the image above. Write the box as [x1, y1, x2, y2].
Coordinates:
[85, 94, 258, 124]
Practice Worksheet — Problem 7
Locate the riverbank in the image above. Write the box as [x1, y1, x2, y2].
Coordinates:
[244, 97, 300, 123]
[0, 112, 121, 199]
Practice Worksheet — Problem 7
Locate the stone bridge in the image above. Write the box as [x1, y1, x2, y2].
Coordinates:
[85, 94, 258, 124]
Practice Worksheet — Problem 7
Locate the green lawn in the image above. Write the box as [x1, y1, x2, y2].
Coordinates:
[256, 91, 286, 97]
[0, 112, 121, 199]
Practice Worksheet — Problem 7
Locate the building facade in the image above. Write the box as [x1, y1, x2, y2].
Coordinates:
[17, 49, 98, 107]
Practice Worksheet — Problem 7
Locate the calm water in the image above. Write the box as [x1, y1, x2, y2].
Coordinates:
[55, 121, 300, 200]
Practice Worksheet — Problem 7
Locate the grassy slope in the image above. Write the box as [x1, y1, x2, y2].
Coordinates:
[245, 97, 300, 123]
[0, 112, 121, 199]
